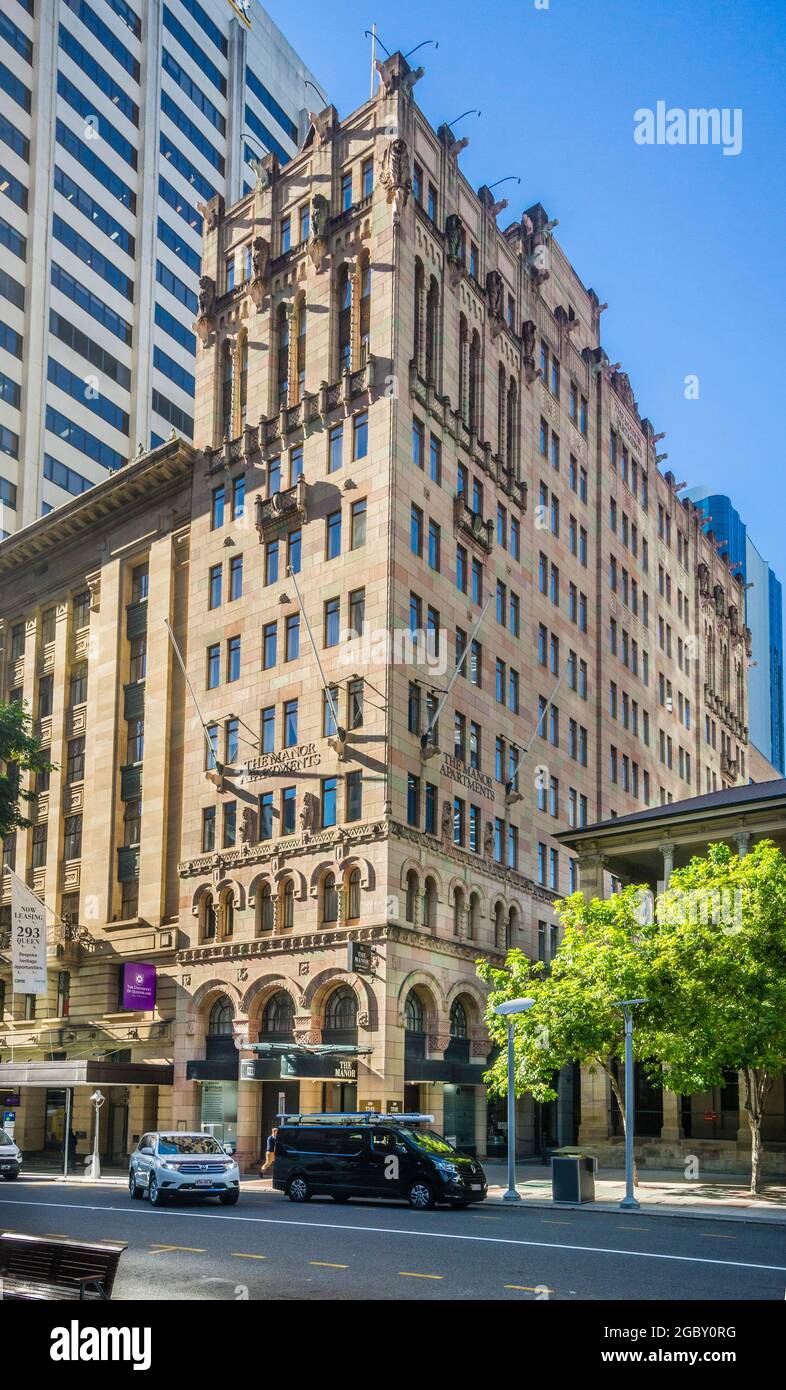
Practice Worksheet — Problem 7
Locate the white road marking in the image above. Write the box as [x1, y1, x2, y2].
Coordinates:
[0, 1197, 783, 1274]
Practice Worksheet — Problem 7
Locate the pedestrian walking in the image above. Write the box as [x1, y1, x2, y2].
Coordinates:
[259, 1126, 278, 1177]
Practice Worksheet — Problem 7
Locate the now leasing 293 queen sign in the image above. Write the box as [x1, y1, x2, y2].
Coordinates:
[8, 867, 48, 996]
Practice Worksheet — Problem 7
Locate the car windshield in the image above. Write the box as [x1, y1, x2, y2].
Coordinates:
[0, 1129, 14, 1147]
[396, 1128, 458, 1156]
[156, 1136, 224, 1155]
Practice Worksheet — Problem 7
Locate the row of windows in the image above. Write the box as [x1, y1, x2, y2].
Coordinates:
[246, 66, 298, 144]
[63, 0, 140, 81]
[0, 10, 32, 64]
[609, 617, 650, 686]
[158, 173, 201, 234]
[48, 357, 129, 435]
[58, 21, 139, 125]
[0, 369, 20, 410]
[0, 267, 24, 311]
[610, 429, 648, 510]
[608, 746, 650, 800]
[243, 106, 289, 170]
[151, 388, 193, 437]
[45, 404, 125, 472]
[154, 300, 195, 355]
[43, 452, 92, 497]
[51, 262, 132, 346]
[0, 320, 22, 359]
[56, 119, 136, 214]
[157, 216, 201, 275]
[50, 310, 131, 391]
[610, 555, 648, 625]
[153, 344, 194, 396]
[57, 72, 138, 169]
[0, 110, 29, 162]
[159, 131, 215, 203]
[156, 258, 198, 315]
[161, 90, 224, 174]
[0, 161, 26, 210]
[0, 425, 18, 460]
[162, 46, 225, 135]
[609, 496, 646, 569]
[0, 215, 24, 261]
[0, 59, 30, 114]
[609, 681, 651, 746]
[54, 166, 135, 259]
[162, 5, 226, 97]
[0, 475, 17, 508]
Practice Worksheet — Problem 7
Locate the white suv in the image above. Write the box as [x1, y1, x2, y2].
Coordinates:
[129, 1131, 240, 1206]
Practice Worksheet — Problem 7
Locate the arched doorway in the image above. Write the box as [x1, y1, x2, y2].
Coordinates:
[322, 984, 359, 1112]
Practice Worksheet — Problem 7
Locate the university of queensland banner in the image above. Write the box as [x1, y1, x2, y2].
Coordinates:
[121, 961, 157, 1011]
[8, 867, 48, 996]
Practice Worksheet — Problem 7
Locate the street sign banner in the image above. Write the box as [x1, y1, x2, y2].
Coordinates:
[9, 868, 47, 996]
[121, 961, 157, 1010]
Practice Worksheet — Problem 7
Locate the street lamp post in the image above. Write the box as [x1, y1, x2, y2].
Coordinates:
[85, 1089, 105, 1182]
[613, 1000, 647, 1212]
[494, 998, 535, 1201]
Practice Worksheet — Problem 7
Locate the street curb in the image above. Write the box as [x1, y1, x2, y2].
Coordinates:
[484, 1192, 786, 1226]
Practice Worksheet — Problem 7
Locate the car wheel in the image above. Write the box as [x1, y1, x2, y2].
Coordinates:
[219, 1189, 240, 1205]
[408, 1180, 435, 1211]
[148, 1174, 167, 1207]
[287, 1174, 311, 1203]
[129, 1171, 143, 1200]
[2, 1171, 18, 1181]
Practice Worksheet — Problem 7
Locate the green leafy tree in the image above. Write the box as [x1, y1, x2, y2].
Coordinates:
[478, 888, 657, 1182]
[0, 700, 52, 842]
[646, 840, 786, 1195]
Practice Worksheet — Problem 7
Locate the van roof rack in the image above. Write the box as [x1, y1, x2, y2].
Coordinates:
[276, 1111, 434, 1126]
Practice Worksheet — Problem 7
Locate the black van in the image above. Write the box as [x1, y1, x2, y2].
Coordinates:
[272, 1119, 488, 1210]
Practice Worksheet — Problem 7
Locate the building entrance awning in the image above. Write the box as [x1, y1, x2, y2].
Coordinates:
[0, 1060, 174, 1088]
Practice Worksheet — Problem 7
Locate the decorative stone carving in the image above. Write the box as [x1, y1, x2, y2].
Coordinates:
[305, 106, 338, 148]
[714, 584, 726, 618]
[445, 213, 464, 288]
[239, 807, 257, 845]
[197, 194, 224, 231]
[249, 151, 279, 190]
[522, 319, 538, 385]
[610, 369, 638, 416]
[299, 791, 319, 833]
[379, 139, 412, 226]
[195, 275, 216, 345]
[486, 269, 505, 338]
[698, 562, 710, 596]
[375, 53, 424, 98]
[440, 800, 453, 846]
[357, 1010, 370, 1028]
[483, 821, 495, 859]
[308, 194, 330, 271]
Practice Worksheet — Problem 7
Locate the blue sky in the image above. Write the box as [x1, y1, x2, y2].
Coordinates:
[265, 0, 786, 579]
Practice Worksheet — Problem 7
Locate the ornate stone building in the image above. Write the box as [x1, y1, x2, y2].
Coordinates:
[0, 52, 751, 1169]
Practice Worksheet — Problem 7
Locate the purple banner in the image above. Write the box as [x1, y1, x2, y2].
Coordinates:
[122, 961, 157, 1011]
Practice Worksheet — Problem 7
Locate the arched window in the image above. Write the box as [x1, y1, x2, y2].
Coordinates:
[414, 258, 425, 368]
[469, 330, 481, 433]
[220, 888, 234, 938]
[238, 334, 248, 427]
[506, 376, 517, 469]
[324, 985, 357, 1036]
[468, 891, 480, 942]
[208, 995, 234, 1035]
[280, 878, 295, 931]
[452, 886, 465, 937]
[423, 876, 437, 932]
[220, 342, 233, 439]
[449, 999, 468, 1039]
[346, 868, 361, 922]
[425, 276, 439, 384]
[359, 259, 370, 364]
[458, 314, 469, 423]
[507, 905, 518, 951]
[202, 892, 217, 942]
[295, 297, 307, 400]
[276, 304, 290, 408]
[494, 902, 506, 950]
[258, 883, 274, 934]
[405, 989, 424, 1033]
[337, 265, 352, 373]
[322, 872, 338, 925]
[262, 990, 295, 1037]
[405, 869, 419, 924]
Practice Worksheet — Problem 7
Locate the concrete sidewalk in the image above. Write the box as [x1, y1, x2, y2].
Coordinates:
[481, 1161, 786, 1224]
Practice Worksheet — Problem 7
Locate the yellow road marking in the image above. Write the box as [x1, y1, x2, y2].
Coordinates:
[148, 1251, 205, 1262]
[504, 1284, 554, 1293]
[309, 1260, 348, 1269]
[399, 1271, 443, 1280]
[232, 1252, 267, 1260]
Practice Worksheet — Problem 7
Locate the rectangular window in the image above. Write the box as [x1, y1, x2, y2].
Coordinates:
[202, 806, 216, 852]
[209, 563, 222, 609]
[227, 636, 241, 682]
[207, 643, 220, 688]
[321, 777, 337, 828]
[412, 417, 424, 469]
[285, 615, 299, 661]
[262, 623, 277, 670]
[328, 424, 343, 473]
[229, 554, 243, 600]
[324, 598, 340, 647]
[345, 769, 362, 821]
[283, 699, 298, 748]
[353, 411, 368, 460]
[326, 510, 342, 559]
[261, 706, 275, 754]
[350, 498, 367, 549]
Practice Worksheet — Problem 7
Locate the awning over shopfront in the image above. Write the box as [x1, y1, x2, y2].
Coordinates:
[404, 1059, 489, 1085]
[0, 1060, 174, 1087]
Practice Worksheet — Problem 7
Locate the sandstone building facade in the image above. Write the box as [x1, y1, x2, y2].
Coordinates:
[0, 54, 752, 1170]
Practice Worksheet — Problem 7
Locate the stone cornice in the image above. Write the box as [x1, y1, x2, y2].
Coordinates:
[389, 821, 560, 906]
[176, 921, 502, 968]
[178, 821, 387, 878]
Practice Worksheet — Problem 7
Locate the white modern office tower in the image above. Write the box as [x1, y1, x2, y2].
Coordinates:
[0, 0, 324, 533]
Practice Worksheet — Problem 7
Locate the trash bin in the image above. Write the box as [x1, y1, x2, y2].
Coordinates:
[550, 1147, 597, 1203]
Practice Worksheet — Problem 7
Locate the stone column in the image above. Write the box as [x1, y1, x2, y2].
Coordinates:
[660, 1089, 684, 1142]
[660, 842, 675, 888]
[81, 561, 122, 926]
[577, 1064, 610, 1142]
[475, 1084, 488, 1158]
[577, 854, 606, 902]
[236, 1073, 262, 1172]
[138, 533, 176, 925]
[735, 831, 751, 858]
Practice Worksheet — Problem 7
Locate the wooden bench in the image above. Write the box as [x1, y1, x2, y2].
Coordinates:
[0, 1232, 127, 1300]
